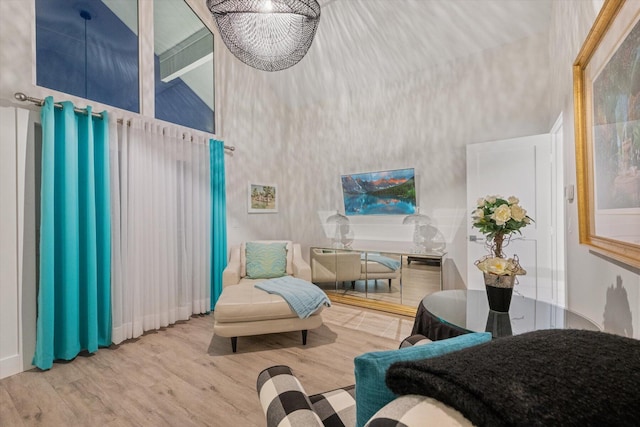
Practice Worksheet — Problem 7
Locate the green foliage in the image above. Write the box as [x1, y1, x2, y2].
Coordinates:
[471, 196, 533, 240]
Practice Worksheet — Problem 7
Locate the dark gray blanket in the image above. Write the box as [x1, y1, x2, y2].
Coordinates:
[386, 329, 640, 426]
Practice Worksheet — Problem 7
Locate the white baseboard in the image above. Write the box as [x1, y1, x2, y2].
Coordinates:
[0, 354, 23, 379]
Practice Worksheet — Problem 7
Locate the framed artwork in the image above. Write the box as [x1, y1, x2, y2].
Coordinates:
[340, 168, 417, 216]
[574, 0, 640, 268]
[248, 183, 278, 213]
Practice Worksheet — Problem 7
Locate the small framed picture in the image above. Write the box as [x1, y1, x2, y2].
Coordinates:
[248, 183, 278, 213]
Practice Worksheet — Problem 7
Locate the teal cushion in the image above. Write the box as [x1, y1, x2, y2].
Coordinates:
[354, 332, 492, 427]
[245, 242, 287, 279]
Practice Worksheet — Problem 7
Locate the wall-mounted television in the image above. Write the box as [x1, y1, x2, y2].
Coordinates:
[341, 168, 417, 216]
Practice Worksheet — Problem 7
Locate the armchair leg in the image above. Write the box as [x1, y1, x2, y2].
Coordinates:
[388, 279, 392, 289]
[231, 337, 238, 353]
[302, 330, 308, 346]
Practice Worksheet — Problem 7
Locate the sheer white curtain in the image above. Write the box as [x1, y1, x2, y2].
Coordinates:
[109, 118, 211, 344]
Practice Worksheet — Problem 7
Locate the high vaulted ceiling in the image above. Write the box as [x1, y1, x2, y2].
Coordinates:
[265, 0, 553, 106]
[102, 0, 553, 109]
[314, 0, 552, 66]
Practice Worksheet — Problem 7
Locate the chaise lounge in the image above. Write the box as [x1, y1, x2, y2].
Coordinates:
[214, 240, 326, 352]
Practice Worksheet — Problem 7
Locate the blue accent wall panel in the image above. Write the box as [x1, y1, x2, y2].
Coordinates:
[36, 0, 140, 113]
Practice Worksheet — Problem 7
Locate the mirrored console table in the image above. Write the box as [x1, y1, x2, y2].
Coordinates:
[310, 245, 446, 316]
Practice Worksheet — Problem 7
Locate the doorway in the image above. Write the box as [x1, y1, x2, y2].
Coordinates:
[466, 125, 567, 306]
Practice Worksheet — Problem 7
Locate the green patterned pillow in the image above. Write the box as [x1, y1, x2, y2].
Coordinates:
[245, 242, 288, 279]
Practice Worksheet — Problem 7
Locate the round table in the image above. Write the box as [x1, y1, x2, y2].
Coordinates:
[412, 289, 601, 340]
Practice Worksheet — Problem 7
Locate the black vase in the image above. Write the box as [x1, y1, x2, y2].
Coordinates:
[485, 311, 513, 338]
[485, 284, 513, 312]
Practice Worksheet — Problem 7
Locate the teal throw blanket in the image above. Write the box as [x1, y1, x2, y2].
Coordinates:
[255, 276, 331, 319]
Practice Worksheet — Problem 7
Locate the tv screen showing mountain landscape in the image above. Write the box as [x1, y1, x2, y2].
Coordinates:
[341, 168, 417, 216]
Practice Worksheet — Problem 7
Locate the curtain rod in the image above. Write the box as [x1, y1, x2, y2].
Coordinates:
[13, 92, 235, 152]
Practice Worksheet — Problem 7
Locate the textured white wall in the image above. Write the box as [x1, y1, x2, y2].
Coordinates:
[218, 0, 640, 334]
[201, 0, 640, 332]
[0, 1, 550, 284]
[2, 0, 637, 337]
[548, 0, 640, 337]
[215, 33, 551, 288]
[0, 107, 21, 379]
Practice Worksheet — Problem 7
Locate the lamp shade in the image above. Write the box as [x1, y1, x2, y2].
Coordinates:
[207, 0, 321, 72]
[326, 211, 353, 249]
[403, 211, 432, 253]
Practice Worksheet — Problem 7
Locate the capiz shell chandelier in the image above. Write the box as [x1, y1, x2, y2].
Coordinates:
[207, 0, 321, 72]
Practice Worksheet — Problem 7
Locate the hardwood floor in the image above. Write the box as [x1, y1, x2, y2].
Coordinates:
[0, 304, 414, 427]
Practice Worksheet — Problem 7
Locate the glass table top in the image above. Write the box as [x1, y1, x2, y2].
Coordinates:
[421, 290, 601, 338]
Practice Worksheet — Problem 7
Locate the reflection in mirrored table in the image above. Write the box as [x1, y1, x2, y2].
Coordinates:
[310, 247, 445, 311]
[417, 290, 601, 339]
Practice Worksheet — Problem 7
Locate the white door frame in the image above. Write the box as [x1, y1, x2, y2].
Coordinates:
[550, 113, 567, 308]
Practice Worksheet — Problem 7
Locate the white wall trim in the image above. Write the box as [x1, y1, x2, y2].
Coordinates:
[550, 112, 567, 308]
[0, 107, 22, 379]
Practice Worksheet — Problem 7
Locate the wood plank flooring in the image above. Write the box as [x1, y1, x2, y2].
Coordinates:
[0, 304, 414, 427]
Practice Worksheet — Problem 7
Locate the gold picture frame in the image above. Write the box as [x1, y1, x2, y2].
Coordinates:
[573, 0, 640, 268]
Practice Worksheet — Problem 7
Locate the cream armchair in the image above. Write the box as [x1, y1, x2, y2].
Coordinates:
[222, 240, 312, 287]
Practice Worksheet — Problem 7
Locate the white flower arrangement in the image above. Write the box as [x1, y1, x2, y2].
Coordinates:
[472, 195, 533, 276]
[475, 255, 525, 276]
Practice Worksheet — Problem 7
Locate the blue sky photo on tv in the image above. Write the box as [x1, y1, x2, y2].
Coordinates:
[341, 168, 417, 216]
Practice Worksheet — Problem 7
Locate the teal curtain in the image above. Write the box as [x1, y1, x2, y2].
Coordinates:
[210, 139, 227, 309]
[33, 97, 111, 370]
